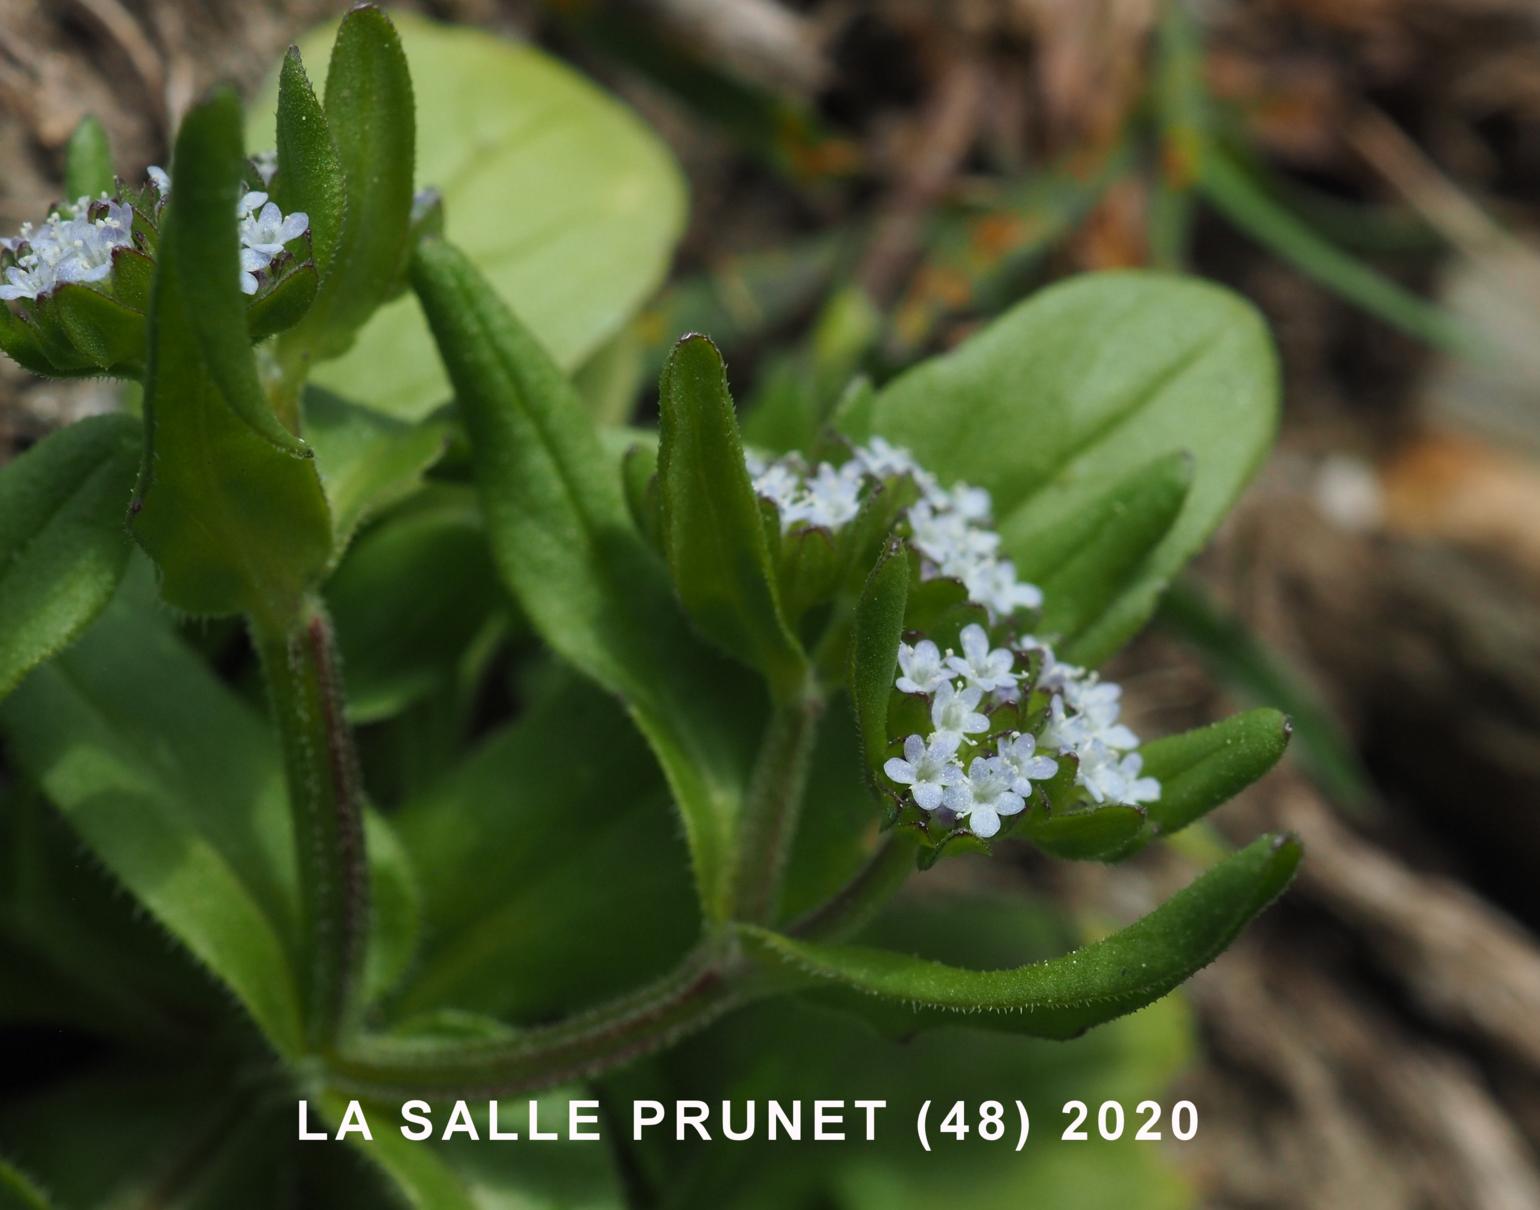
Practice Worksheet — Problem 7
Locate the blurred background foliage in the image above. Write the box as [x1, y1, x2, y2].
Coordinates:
[3, 0, 1540, 1206]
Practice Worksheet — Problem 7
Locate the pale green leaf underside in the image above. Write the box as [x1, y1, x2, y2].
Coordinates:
[854, 272, 1278, 664]
[0, 592, 303, 1052]
[0, 413, 138, 702]
[250, 12, 686, 418]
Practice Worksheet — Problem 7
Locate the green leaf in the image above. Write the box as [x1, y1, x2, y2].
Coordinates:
[326, 488, 500, 724]
[274, 46, 345, 277]
[0, 303, 59, 376]
[0, 592, 304, 1053]
[1012, 451, 1191, 654]
[611, 892, 1193, 1210]
[740, 832, 1300, 1039]
[1137, 708, 1291, 839]
[131, 95, 332, 624]
[304, 387, 447, 556]
[49, 283, 145, 373]
[658, 334, 805, 696]
[0, 414, 139, 701]
[252, 12, 686, 417]
[849, 539, 909, 777]
[163, 88, 310, 456]
[409, 236, 757, 920]
[393, 673, 696, 1020]
[282, 5, 415, 362]
[246, 263, 318, 343]
[0, 1157, 52, 1209]
[362, 806, 421, 1008]
[317, 1095, 478, 1210]
[1020, 804, 1149, 861]
[849, 272, 1279, 664]
[621, 441, 661, 549]
[0, 1064, 290, 1210]
[64, 114, 113, 200]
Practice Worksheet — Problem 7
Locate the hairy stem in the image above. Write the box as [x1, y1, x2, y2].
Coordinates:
[325, 940, 759, 1099]
[253, 597, 369, 1052]
[730, 686, 823, 924]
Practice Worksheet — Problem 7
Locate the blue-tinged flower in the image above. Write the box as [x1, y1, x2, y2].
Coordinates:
[944, 755, 1025, 838]
[997, 732, 1058, 795]
[883, 732, 963, 812]
[945, 623, 1016, 692]
[895, 638, 948, 695]
[930, 680, 991, 745]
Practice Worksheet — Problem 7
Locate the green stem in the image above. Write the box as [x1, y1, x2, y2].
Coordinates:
[326, 941, 754, 1099]
[253, 596, 369, 1052]
[730, 686, 823, 924]
[790, 831, 917, 942]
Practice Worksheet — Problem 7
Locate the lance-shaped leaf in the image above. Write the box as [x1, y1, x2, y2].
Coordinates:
[245, 262, 318, 343]
[0, 413, 139, 701]
[64, 114, 113, 200]
[658, 334, 805, 697]
[1137, 708, 1291, 840]
[283, 4, 414, 361]
[273, 47, 345, 277]
[1011, 450, 1191, 658]
[0, 593, 305, 1054]
[849, 273, 1278, 665]
[50, 284, 145, 374]
[1020, 803, 1148, 862]
[304, 387, 447, 557]
[131, 96, 332, 623]
[163, 88, 310, 456]
[409, 236, 757, 921]
[850, 539, 910, 777]
[0, 303, 59, 376]
[740, 832, 1301, 1039]
[252, 13, 686, 419]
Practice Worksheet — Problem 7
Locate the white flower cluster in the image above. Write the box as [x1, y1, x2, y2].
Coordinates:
[1, 163, 309, 306]
[148, 163, 308, 295]
[0, 196, 134, 302]
[746, 436, 1159, 840]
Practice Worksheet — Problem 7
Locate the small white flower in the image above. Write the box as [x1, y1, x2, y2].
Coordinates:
[930, 680, 990, 744]
[239, 200, 308, 258]
[238, 247, 268, 296]
[854, 436, 919, 479]
[147, 165, 171, 197]
[1039, 695, 1086, 753]
[936, 480, 993, 522]
[945, 623, 1016, 691]
[944, 755, 1025, 839]
[883, 732, 962, 811]
[1116, 751, 1160, 804]
[0, 261, 55, 301]
[1062, 674, 1140, 750]
[997, 732, 1058, 794]
[251, 149, 279, 186]
[895, 639, 949, 695]
[236, 190, 268, 218]
[801, 461, 864, 529]
[1076, 740, 1128, 804]
[963, 557, 1043, 620]
[752, 461, 804, 520]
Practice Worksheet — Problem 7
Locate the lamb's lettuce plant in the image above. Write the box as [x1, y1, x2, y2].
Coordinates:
[0, 7, 1297, 1206]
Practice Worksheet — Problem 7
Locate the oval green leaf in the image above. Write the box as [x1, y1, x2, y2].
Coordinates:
[848, 272, 1279, 665]
[251, 12, 686, 418]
